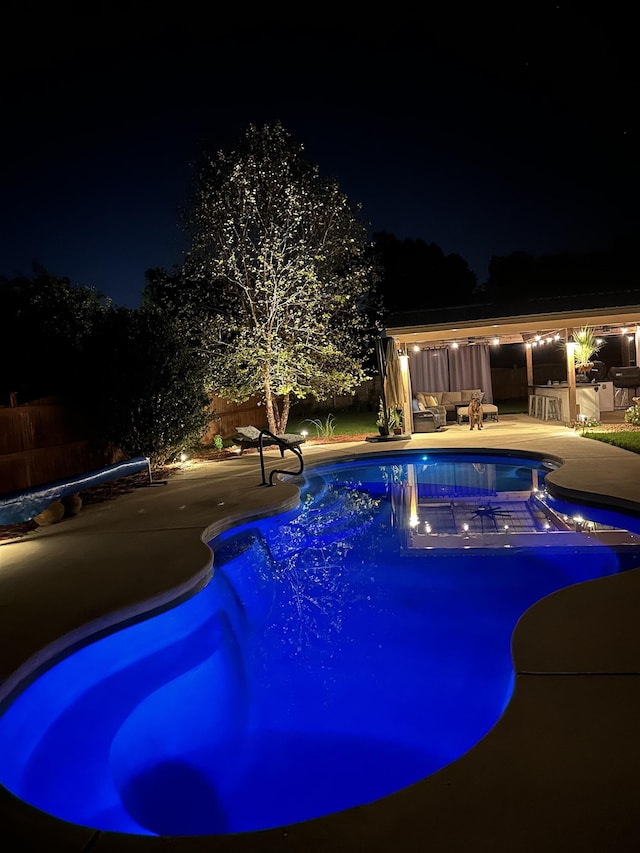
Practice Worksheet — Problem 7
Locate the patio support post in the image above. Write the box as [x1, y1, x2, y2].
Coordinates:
[566, 328, 578, 423]
[399, 351, 411, 434]
[525, 343, 534, 396]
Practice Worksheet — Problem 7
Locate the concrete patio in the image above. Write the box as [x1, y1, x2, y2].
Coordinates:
[1, 412, 640, 852]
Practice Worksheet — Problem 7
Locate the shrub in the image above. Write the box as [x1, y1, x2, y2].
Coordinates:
[624, 397, 640, 426]
[303, 414, 336, 438]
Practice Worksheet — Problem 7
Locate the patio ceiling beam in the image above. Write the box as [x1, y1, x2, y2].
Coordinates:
[385, 306, 640, 349]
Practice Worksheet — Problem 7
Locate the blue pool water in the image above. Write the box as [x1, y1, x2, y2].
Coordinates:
[1, 451, 640, 837]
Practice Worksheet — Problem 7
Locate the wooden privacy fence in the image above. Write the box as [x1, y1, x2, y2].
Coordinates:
[0, 402, 117, 495]
[202, 394, 268, 444]
[490, 367, 527, 401]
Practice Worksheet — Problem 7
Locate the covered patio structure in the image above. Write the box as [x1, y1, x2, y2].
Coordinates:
[382, 291, 640, 431]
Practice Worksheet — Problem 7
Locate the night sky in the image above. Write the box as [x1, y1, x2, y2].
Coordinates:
[1, 7, 636, 308]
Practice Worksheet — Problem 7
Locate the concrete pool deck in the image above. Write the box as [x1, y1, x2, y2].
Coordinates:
[1, 413, 640, 852]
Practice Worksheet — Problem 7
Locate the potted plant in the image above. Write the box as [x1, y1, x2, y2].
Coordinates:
[389, 407, 403, 434]
[376, 398, 389, 436]
[572, 325, 601, 375]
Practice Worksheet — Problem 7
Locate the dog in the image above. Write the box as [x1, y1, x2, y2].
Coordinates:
[468, 395, 484, 430]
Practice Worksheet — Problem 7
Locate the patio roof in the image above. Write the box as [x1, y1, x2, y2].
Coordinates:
[384, 289, 640, 348]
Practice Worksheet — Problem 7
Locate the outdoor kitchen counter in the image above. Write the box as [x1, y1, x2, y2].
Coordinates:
[533, 383, 599, 422]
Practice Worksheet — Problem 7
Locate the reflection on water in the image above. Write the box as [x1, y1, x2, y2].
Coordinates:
[1, 453, 639, 837]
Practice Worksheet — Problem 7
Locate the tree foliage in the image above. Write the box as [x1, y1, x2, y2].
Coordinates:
[84, 307, 213, 465]
[0, 270, 213, 464]
[372, 232, 478, 316]
[169, 121, 380, 434]
[481, 234, 639, 300]
[0, 269, 109, 403]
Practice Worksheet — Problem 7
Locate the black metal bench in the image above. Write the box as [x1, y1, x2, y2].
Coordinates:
[233, 426, 306, 456]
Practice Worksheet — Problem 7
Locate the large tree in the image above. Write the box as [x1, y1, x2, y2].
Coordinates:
[177, 121, 379, 435]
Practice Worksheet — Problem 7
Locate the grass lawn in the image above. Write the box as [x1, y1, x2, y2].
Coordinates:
[291, 410, 378, 438]
[584, 430, 640, 454]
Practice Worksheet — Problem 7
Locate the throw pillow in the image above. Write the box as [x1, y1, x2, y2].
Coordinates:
[425, 394, 438, 407]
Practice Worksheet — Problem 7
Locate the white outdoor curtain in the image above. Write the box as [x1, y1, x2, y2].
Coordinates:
[449, 344, 493, 402]
[408, 344, 493, 402]
[408, 348, 450, 392]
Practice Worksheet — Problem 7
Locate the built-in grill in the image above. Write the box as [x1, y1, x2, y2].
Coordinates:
[607, 366, 640, 387]
[607, 366, 640, 409]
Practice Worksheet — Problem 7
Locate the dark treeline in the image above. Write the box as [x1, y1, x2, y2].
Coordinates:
[0, 269, 211, 464]
[375, 230, 639, 320]
[372, 231, 478, 313]
[480, 232, 638, 300]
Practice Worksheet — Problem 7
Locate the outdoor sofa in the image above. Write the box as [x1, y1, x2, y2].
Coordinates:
[414, 390, 499, 424]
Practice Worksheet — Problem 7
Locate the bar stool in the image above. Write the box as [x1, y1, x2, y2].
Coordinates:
[545, 396, 562, 421]
[528, 394, 537, 416]
[534, 395, 546, 419]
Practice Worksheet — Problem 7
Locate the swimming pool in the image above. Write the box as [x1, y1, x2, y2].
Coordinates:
[1, 450, 639, 837]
